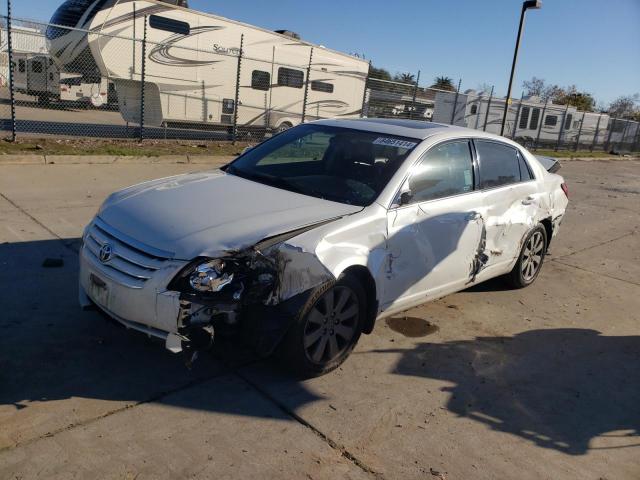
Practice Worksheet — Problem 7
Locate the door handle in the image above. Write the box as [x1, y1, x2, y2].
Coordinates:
[522, 196, 535, 205]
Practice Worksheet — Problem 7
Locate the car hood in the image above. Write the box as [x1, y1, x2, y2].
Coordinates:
[97, 170, 362, 260]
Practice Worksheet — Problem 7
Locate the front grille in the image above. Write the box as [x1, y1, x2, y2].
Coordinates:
[83, 218, 172, 288]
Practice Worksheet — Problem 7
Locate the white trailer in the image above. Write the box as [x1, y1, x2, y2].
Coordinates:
[47, 0, 369, 132]
[433, 90, 612, 148]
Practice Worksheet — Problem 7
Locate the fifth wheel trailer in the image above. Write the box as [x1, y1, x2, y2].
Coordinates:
[46, 0, 369, 132]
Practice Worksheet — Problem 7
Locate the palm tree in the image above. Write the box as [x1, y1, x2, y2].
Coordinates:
[396, 72, 416, 85]
[430, 76, 456, 92]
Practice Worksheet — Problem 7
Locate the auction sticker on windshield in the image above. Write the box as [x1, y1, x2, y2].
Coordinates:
[372, 137, 418, 149]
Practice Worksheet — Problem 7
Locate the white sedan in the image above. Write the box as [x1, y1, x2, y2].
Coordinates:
[79, 119, 568, 376]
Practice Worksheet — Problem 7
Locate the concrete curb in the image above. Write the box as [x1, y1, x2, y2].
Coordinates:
[0, 154, 236, 165]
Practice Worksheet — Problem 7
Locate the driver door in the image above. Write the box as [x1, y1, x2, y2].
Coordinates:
[382, 140, 485, 311]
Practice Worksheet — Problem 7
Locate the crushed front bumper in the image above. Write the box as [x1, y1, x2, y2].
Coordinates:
[79, 239, 189, 352]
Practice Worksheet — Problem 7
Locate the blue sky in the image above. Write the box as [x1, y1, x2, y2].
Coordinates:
[11, 0, 640, 105]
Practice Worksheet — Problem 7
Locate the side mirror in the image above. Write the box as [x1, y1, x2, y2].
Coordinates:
[399, 191, 413, 206]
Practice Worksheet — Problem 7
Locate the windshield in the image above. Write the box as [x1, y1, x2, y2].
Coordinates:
[226, 124, 420, 207]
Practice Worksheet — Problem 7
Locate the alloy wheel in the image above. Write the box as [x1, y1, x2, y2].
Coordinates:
[522, 231, 545, 282]
[303, 286, 359, 364]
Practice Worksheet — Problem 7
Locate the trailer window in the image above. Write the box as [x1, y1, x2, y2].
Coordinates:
[222, 99, 235, 114]
[530, 108, 540, 130]
[564, 114, 573, 130]
[251, 70, 270, 91]
[544, 115, 558, 127]
[149, 15, 190, 35]
[278, 67, 304, 89]
[311, 81, 334, 93]
[519, 106, 530, 129]
[470, 104, 478, 115]
[18, 60, 26, 73]
[32, 61, 43, 73]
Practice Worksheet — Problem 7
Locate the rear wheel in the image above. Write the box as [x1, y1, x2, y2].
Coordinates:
[280, 275, 365, 377]
[507, 225, 547, 288]
[275, 122, 293, 134]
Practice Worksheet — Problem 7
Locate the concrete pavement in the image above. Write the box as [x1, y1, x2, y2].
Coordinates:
[0, 160, 638, 479]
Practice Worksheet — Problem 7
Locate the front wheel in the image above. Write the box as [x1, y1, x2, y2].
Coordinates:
[507, 225, 548, 288]
[279, 275, 365, 377]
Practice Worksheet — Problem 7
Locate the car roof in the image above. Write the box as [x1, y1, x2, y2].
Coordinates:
[313, 118, 510, 143]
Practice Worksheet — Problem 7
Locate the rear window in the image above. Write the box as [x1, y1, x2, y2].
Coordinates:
[476, 140, 522, 189]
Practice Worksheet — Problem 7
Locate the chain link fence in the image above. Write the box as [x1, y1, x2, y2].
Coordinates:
[1, 12, 638, 152]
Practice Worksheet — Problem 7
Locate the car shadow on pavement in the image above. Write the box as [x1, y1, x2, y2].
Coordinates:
[0, 239, 321, 433]
[374, 328, 640, 455]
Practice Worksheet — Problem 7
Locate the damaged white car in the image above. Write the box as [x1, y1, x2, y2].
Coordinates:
[79, 119, 568, 376]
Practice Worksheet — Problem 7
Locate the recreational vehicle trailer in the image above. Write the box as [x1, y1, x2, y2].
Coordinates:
[13, 52, 114, 107]
[433, 90, 611, 149]
[46, 0, 369, 132]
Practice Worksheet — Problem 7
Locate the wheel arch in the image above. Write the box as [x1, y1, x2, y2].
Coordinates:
[341, 265, 378, 335]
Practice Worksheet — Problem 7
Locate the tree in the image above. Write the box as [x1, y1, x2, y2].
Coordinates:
[430, 76, 456, 92]
[522, 76, 546, 97]
[394, 72, 416, 85]
[607, 94, 640, 119]
[369, 65, 392, 81]
[554, 85, 596, 112]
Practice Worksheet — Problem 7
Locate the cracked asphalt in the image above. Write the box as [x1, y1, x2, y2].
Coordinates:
[0, 159, 638, 479]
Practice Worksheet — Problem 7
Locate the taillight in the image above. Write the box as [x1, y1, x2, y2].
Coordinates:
[561, 183, 569, 199]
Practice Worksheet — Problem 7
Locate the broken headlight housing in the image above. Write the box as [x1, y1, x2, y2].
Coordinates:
[189, 259, 234, 293]
[168, 255, 276, 303]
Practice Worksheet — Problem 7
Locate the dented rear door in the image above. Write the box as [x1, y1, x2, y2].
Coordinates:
[475, 140, 540, 273]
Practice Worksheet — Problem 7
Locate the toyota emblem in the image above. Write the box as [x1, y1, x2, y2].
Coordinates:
[99, 243, 113, 263]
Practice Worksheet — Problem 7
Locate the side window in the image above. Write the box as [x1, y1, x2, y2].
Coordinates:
[149, 15, 190, 35]
[278, 67, 304, 88]
[408, 140, 474, 203]
[470, 104, 478, 115]
[18, 59, 25, 73]
[530, 108, 540, 130]
[476, 140, 521, 189]
[311, 80, 334, 93]
[545, 115, 558, 127]
[518, 153, 533, 181]
[251, 70, 270, 91]
[519, 106, 530, 129]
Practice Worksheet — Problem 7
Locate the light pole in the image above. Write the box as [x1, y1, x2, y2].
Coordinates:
[500, 0, 542, 137]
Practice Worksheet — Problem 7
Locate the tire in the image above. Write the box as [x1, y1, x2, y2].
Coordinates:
[279, 274, 365, 377]
[506, 224, 548, 289]
[276, 122, 293, 134]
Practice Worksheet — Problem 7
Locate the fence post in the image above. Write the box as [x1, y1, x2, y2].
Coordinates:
[574, 111, 586, 152]
[139, 16, 147, 143]
[604, 118, 615, 152]
[301, 47, 314, 124]
[555, 104, 570, 151]
[6, 0, 17, 141]
[450, 78, 462, 125]
[511, 92, 524, 140]
[534, 99, 548, 151]
[232, 34, 244, 143]
[617, 119, 631, 152]
[482, 86, 494, 131]
[360, 61, 371, 118]
[590, 113, 603, 152]
[410, 70, 420, 120]
[631, 123, 640, 153]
